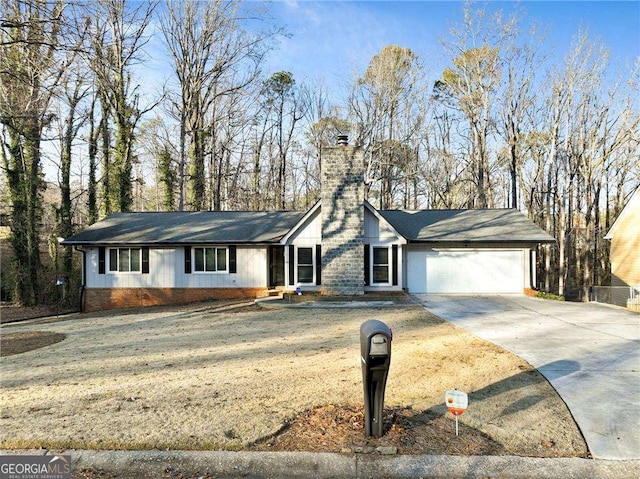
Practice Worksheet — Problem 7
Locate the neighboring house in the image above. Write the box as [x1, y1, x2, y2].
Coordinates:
[604, 187, 640, 309]
[63, 142, 555, 312]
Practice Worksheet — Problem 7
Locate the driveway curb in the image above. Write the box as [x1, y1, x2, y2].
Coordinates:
[3, 450, 640, 479]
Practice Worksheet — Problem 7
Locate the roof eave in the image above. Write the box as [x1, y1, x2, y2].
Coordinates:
[61, 240, 284, 246]
[406, 238, 556, 244]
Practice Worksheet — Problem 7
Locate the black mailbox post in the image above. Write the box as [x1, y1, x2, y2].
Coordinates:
[360, 319, 392, 437]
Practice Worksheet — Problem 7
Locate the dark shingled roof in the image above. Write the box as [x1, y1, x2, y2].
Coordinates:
[62, 211, 306, 245]
[379, 209, 555, 243]
[62, 207, 554, 246]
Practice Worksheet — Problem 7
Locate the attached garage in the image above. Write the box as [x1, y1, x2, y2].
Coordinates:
[406, 249, 526, 294]
[380, 208, 555, 295]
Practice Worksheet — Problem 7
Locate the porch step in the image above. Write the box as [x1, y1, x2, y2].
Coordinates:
[267, 289, 284, 298]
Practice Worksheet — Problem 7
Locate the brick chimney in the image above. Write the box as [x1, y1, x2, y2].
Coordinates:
[321, 136, 365, 295]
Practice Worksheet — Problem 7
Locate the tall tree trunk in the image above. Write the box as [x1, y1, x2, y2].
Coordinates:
[24, 130, 42, 305]
[3, 129, 41, 305]
[558, 179, 566, 297]
[177, 114, 186, 211]
[99, 94, 112, 217]
[544, 166, 552, 292]
[252, 132, 265, 211]
[593, 185, 602, 288]
[114, 112, 134, 212]
[510, 138, 518, 209]
[188, 129, 206, 210]
[59, 98, 76, 299]
[87, 94, 99, 224]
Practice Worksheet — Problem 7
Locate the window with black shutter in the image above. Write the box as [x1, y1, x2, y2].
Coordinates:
[288, 245, 295, 285]
[315, 245, 322, 285]
[392, 244, 398, 286]
[229, 245, 237, 273]
[364, 244, 370, 286]
[142, 247, 149, 274]
[98, 247, 105, 274]
[184, 246, 192, 274]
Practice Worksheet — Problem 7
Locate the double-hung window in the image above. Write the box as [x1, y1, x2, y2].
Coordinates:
[109, 248, 141, 272]
[194, 247, 228, 272]
[372, 247, 390, 284]
[297, 247, 314, 283]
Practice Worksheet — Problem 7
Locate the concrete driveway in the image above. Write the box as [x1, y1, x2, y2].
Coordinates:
[413, 294, 640, 461]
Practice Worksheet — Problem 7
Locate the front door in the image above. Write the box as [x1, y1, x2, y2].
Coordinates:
[269, 246, 285, 287]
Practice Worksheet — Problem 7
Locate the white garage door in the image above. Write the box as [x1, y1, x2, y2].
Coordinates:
[407, 250, 524, 294]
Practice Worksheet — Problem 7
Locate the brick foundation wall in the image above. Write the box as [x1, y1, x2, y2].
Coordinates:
[321, 144, 365, 295]
[83, 287, 265, 312]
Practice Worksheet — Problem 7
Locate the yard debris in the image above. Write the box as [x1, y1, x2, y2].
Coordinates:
[251, 404, 510, 456]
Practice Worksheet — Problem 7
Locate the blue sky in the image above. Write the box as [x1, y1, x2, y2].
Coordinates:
[46, 1, 639, 181]
[250, 0, 639, 99]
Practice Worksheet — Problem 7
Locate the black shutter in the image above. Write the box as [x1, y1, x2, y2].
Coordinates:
[288, 245, 295, 285]
[142, 247, 149, 274]
[229, 245, 237, 273]
[184, 246, 192, 274]
[98, 247, 106, 274]
[364, 244, 370, 286]
[315, 244, 322, 285]
[392, 244, 398, 286]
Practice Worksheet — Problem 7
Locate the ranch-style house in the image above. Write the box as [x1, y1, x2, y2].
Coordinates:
[63, 141, 554, 312]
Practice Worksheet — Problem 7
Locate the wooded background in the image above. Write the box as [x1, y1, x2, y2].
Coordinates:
[1, 0, 638, 307]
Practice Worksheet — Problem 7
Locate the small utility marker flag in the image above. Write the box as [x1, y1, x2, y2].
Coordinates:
[445, 390, 468, 436]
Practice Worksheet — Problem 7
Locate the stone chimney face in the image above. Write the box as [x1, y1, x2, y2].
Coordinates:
[320, 143, 365, 295]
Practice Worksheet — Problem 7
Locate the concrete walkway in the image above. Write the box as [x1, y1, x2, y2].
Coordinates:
[413, 294, 640, 460]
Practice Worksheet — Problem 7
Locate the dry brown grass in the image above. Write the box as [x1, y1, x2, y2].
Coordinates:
[0, 301, 587, 456]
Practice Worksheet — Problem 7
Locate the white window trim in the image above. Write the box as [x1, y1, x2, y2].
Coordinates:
[192, 246, 229, 274]
[107, 247, 142, 274]
[295, 245, 315, 285]
[371, 245, 392, 286]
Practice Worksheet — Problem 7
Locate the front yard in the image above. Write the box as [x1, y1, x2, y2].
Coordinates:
[0, 301, 587, 457]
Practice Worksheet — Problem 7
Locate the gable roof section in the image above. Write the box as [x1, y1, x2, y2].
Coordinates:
[279, 200, 321, 244]
[364, 201, 406, 244]
[604, 187, 640, 240]
[62, 211, 306, 245]
[380, 208, 555, 243]
[279, 200, 408, 245]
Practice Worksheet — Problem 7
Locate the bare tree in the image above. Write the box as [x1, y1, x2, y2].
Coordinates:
[521, 30, 640, 296]
[301, 79, 348, 166]
[0, 0, 73, 304]
[160, 0, 272, 211]
[87, 0, 157, 213]
[498, 19, 545, 209]
[436, 6, 518, 207]
[423, 105, 463, 208]
[350, 44, 425, 208]
[138, 116, 179, 211]
[261, 71, 306, 210]
[85, 87, 99, 224]
[54, 56, 91, 303]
